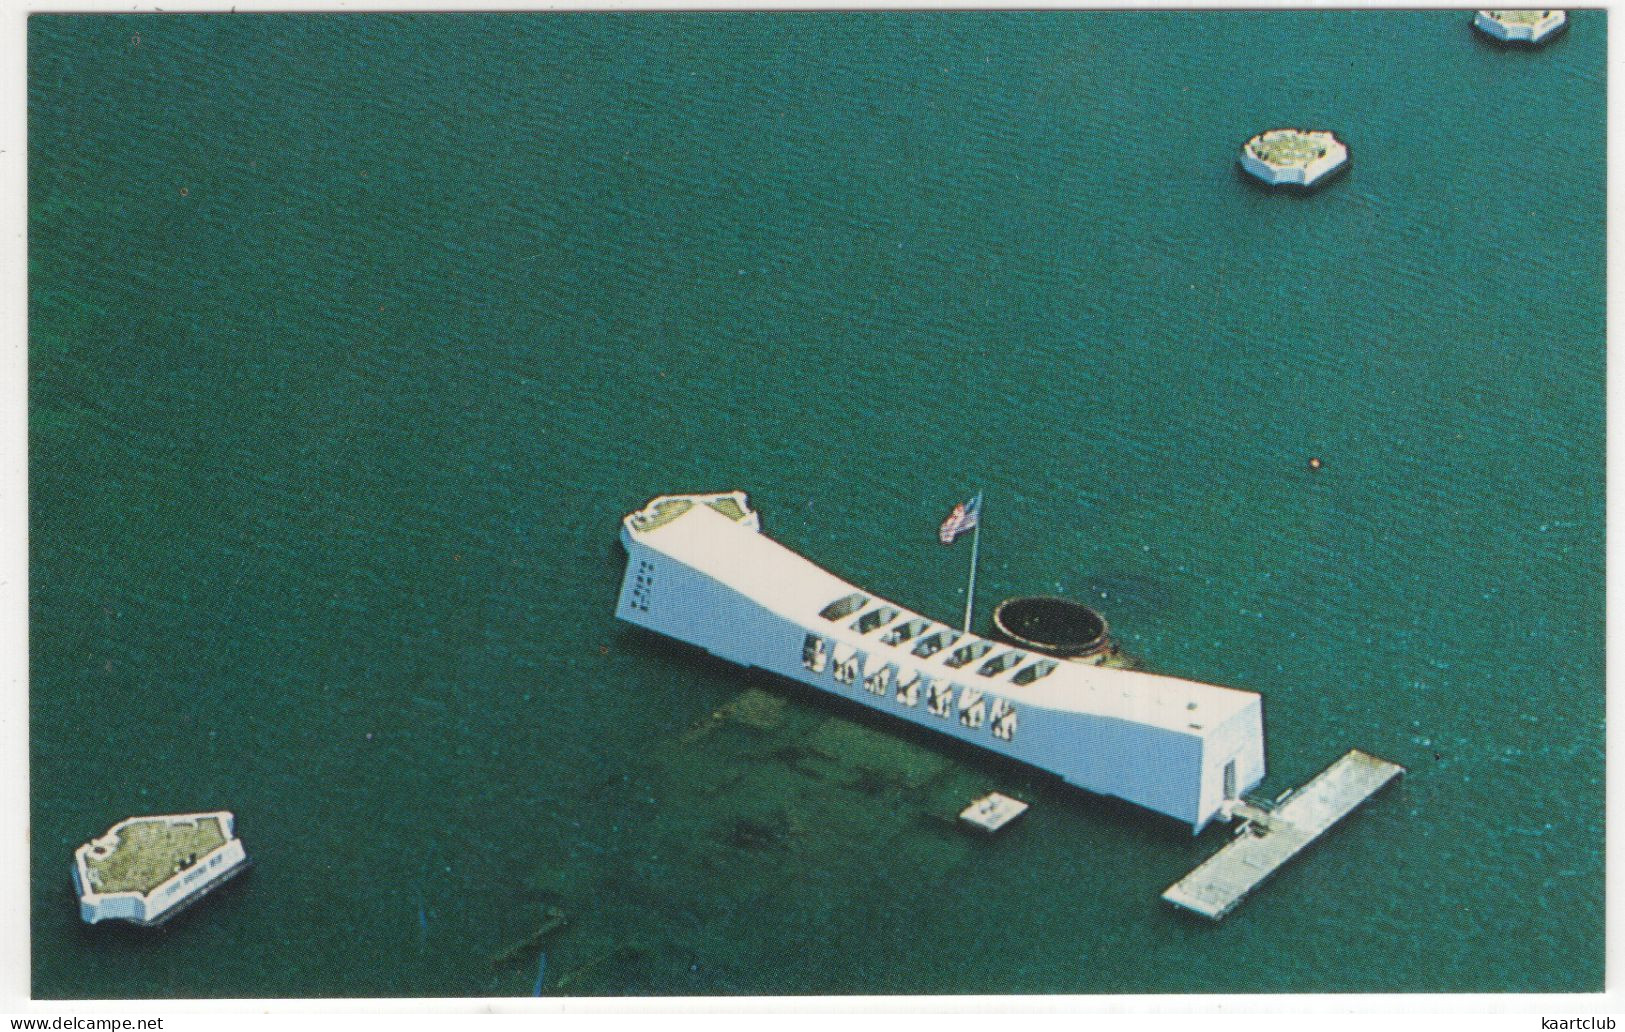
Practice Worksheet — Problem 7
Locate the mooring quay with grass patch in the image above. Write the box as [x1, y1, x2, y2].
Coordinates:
[73, 811, 249, 926]
[1473, 9, 1567, 45]
[1239, 128, 1350, 190]
[615, 492, 1407, 918]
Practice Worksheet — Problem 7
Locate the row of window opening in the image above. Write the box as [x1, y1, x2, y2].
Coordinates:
[801, 635, 1019, 741]
[818, 592, 1057, 686]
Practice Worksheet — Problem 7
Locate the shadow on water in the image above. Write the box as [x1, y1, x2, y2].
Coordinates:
[1231, 154, 1353, 198]
[68, 865, 254, 948]
[1466, 19, 1570, 52]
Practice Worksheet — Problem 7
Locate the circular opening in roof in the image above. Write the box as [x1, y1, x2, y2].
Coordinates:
[993, 596, 1110, 658]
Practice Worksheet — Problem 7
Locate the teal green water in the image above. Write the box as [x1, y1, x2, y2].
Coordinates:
[29, 11, 1604, 997]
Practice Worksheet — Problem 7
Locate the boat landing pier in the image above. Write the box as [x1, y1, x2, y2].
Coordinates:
[1162, 749, 1405, 921]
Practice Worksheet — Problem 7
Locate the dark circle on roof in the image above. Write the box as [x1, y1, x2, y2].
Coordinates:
[992, 596, 1109, 658]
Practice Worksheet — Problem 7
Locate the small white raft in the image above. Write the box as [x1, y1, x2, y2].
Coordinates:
[959, 792, 1030, 835]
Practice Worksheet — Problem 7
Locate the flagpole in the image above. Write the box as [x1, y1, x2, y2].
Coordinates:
[962, 491, 983, 634]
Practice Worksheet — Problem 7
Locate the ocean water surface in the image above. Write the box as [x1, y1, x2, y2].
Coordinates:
[29, 10, 1605, 996]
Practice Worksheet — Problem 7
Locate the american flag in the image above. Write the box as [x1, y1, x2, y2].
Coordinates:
[938, 495, 981, 545]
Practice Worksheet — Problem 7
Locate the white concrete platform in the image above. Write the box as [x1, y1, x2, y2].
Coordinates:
[959, 792, 1029, 834]
[1162, 750, 1404, 920]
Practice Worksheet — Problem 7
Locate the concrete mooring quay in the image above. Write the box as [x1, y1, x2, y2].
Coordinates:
[1162, 749, 1405, 921]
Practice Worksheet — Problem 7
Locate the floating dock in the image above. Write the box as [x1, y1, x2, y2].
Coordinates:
[1162, 750, 1404, 920]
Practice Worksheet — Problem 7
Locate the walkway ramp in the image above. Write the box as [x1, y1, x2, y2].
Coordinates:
[1162, 749, 1404, 921]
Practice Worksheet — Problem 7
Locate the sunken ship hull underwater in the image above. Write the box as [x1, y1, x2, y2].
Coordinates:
[615, 492, 1265, 833]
